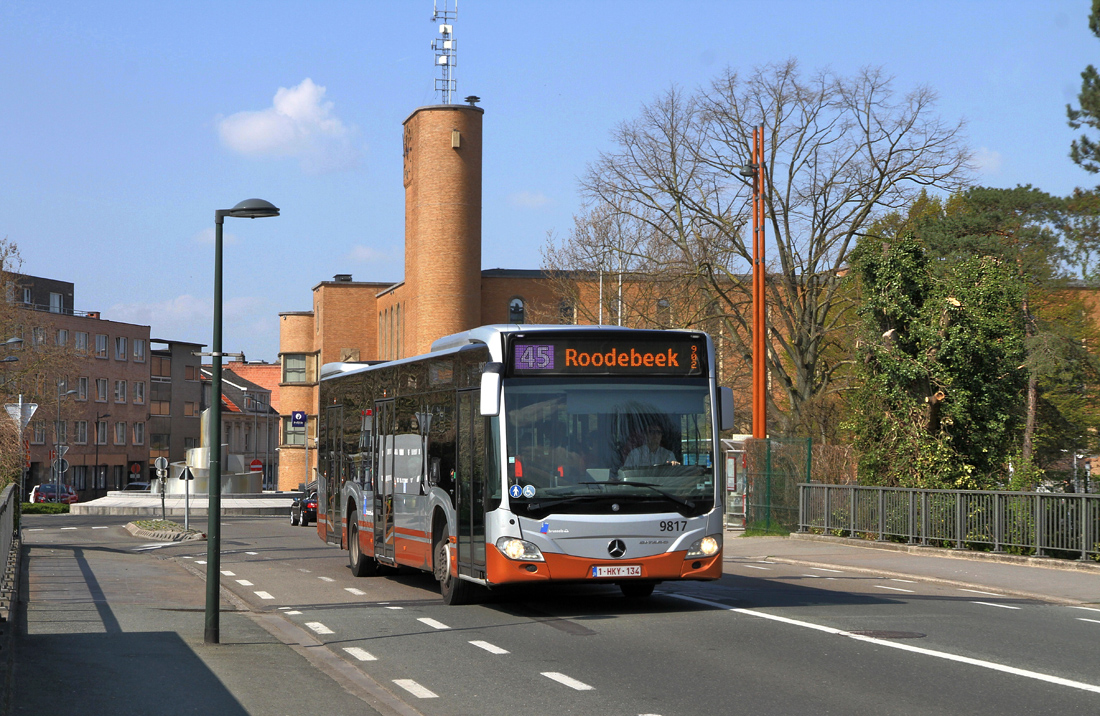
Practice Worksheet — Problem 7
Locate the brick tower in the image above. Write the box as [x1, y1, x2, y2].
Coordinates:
[401, 102, 484, 356]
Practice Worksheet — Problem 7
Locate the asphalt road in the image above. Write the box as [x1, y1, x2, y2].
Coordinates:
[17, 514, 1100, 716]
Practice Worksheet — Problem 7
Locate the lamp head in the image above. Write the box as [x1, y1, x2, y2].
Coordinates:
[227, 198, 280, 219]
[2, 337, 22, 347]
[0, 356, 16, 363]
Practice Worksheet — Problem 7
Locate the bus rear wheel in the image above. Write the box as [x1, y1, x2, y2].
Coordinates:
[620, 581, 656, 599]
[434, 527, 471, 605]
[348, 518, 377, 577]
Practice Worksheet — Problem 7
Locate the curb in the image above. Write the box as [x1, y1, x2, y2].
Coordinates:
[124, 522, 206, 542]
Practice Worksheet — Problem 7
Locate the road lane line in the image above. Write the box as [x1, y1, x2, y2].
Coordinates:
[60, 527, 77, 530]
[542, 672, 594, 691]
[285, 611, 302, 615]
[385, 606, 404, 610]
[669, 593, 1100, 695]
[318, 576, 335, 582]
[221, 571, 236, 576]
[470, 640, 509, 654]
[418, 617, 450, 630]
[91, 526, 109, 530]
[802, 574, 822, 578]
[393, 680, 438, 698]
[27, 529, 42, 531]
[810, 567, 844, 573]
[1077, 618, 1100, 624]
[343, 647, 377, 661]
[1072, 606, 1100, 613]
[875, 585, 915, 593]
[236, 580, 254, 586]
[345, 587, 366, 596]
[960, 589, 1002, 596]
[891, 579, 916, 583]
[741, 565, 771, 570]
[306, 622, 334, 635]
[972, 601, 1020, 610]
[254, 591, 275, 600]
[246, 551, 258, 555]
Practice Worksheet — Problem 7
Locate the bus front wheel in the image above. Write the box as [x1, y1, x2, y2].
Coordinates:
[620, 581, 656, 599]
[434, 527, 471, 605]
[348, 518, 377, 577]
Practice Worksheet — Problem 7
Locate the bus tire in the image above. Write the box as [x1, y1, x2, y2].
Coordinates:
[348, 517, 377, 577]
[620, 581, 655, 599]
[434, 526, 471, 605]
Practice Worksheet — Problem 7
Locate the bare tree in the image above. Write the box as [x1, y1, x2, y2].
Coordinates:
[549, 60, 969, 436]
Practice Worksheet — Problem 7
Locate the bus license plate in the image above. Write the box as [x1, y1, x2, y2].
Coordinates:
[592, 565, 642, 578]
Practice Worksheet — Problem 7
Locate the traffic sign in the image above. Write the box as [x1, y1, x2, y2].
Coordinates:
[130, 463, 141, 474]
[52, 458, 70, 474]
[58, 445, 69, 459]
[4, 402, 37, 431]
[179, 466, 195, 480]
[249, 458, 263, 473]
[291, 411, 306, 428]
[154, 456, 168, 470]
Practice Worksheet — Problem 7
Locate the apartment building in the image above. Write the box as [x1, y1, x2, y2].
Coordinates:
[147, 339, 204, 479]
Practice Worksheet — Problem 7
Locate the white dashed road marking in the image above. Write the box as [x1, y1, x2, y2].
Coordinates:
[306, 622, 334, 635]
[891, 579, 916, 583]
[345, 587, 366, 596]
[385, 606, 403, 610]
[810, 567, 843, 573]
[469, 640, 509, 654]
[875, 585, 915, 593]
[1072, 606, 1100, 613]
[254, 591, 275, 600]
[972, 601, 1020, 610]
[236, 580, 253, 586]
[61, 527, 77, 531]
[1077, 618, 1100, 625]
[393, 680, 438, 699]
[285, 611, 302, 615]
[318, 577, 335, 582]
[246, 551, 258, 555]
[542, 672, 594, 691]
[221, 571, 235, 576]
[343, 647, 378, 661]
[91, 526, 109, 530]
[418, 617, 450, 630]
[960, 589, 1001, 596]
[741, 565, 771, 570]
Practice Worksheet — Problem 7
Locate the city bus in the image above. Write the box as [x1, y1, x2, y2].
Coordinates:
[314, 325, 734, 604]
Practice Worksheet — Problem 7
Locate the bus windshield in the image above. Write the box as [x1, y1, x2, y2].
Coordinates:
[503, 378, 715, 518]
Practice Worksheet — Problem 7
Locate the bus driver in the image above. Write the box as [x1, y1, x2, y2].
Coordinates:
[623, 424, 679, 467]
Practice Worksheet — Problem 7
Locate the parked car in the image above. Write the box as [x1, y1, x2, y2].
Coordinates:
[29, 484, 78, 504]
[123, 482, 150, 491]
[291, 492, 317, 527]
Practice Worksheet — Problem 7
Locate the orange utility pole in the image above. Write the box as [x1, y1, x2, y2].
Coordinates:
[751, 125, 767, 439]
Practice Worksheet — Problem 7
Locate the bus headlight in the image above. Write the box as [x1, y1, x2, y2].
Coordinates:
[496, 537, 545, 562]
[686, 535, 722, 558]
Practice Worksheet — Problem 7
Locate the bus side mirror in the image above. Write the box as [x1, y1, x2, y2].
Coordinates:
[719, 386, 735, 431]
[480, 362, 504, 416]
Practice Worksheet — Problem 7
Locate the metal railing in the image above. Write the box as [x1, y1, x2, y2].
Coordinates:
[799, 483, 1100, 561]
[0, 484, 17, 620]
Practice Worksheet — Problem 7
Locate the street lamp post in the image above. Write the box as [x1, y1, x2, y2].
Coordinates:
[205, 199, 280, 646]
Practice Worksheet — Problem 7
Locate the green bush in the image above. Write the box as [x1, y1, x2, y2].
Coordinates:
[21, 503, 69, 515]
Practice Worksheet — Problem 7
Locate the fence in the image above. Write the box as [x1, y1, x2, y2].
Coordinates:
[743, 438, 811, 532]
[799, 483, 1100, 561]
[0, 484, 17, 619]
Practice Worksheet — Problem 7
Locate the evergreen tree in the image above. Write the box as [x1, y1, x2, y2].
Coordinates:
[1068, 0, 1100, 173]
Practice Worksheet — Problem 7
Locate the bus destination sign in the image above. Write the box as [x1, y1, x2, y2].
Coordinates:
[510, 336, 705, 377]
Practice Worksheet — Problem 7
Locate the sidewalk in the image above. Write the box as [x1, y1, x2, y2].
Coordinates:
[723, 530, 1100, 606]
[69, 491, 294, 517]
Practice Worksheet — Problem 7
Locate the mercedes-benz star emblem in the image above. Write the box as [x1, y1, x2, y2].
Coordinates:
[608, 539, 627, 558]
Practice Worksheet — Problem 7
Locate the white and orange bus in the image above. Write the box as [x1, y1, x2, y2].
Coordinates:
[315, 325, 734, 604]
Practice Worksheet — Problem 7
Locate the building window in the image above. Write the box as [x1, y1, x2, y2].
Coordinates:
[283, 417, 305, 446]
[95, 334, 108, 358]
[283, 354, 307, 383]
[31, 421, 46, 444]
[184, 365, 198, 381]
[50, 292, 63, 313]
[114, 380, 127, 403]
[509, 297, 526, 324]
[75, 420, 88, 444]
[96, 378, 108, 402]
[77, 376, 89, 401]
[32, 327, 46, 348]
[150, 434, 170, 460]
[96, 420, 108, 446]
[133, 339, 146, 362]
[559, 300, 575, 324]
[21, 287, 31, 305]
[113, 465, 125, 490]
[133, 422, 145, 445]
[75, 332, 88, 353]
[152, 355, 171, 379]
[114, 422, 127, 446]
[73, 465, 87, 490]
[184, 401, 199, 417]
[114, 336, 127, 361]
[150, 401, 171, 416]
[134, 381, 145, 404]
[657, 298, 672, 327]
[184, 437, 197, 451]
[56, 329, 68, 347]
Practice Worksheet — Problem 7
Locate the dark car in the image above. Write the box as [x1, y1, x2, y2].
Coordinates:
[291, 492, 317, 527]
[123, 482, 150, 491]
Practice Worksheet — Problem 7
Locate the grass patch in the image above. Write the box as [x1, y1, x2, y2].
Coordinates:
[21, 503, 69, 515]
[741, 521, 790, 537]
[132, 519, 186, 532]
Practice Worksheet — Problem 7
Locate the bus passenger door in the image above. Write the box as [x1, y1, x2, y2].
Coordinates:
[325, 405, 343, 545]
[374, 400, 396, 562]
[457, 389, 486, 578]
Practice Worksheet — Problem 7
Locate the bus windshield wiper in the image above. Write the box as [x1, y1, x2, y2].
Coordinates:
[524, 493, 612, 512]
[578, 481, 695, 511]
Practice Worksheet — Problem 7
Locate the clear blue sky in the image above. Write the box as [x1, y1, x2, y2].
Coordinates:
[2, 1, 1096, 361]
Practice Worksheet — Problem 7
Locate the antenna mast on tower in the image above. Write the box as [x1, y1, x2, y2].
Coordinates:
[431, 0, 458, 104]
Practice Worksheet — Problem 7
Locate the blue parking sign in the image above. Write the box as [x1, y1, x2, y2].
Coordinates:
[291, 411, 306, 428]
